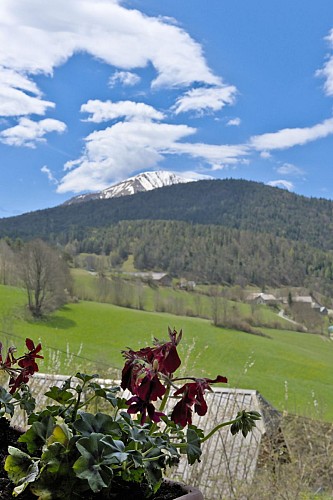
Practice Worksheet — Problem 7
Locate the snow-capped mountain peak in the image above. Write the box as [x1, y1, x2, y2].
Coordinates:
[63, 171, 195, 205]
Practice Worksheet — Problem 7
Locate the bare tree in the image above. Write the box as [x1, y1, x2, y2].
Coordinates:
[0, 239, 15, 285]
[18, 239, 72, 318]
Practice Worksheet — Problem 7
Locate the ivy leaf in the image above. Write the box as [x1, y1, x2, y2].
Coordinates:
[144, 455, 163, 493]
[41, 442, 67, 474]
[19, 415, 55, 453]
[73, 456, 110, 493]
[185, 427, 202, 465]
[47, 422, 72, 447]
[44, 386, 75, 405]
[230, 410, 260, 437]
[74, 412, 122, 438]
[127, 450, 144, 468]
[93, 386, 123, 408]
[30, 484, 53, 500]
[0, 386, 14, 416]
[101, 435, 128, 464]
[127, 426, 149, 445]
[73, 433, 116, 493]
[75, 372, 99, 384]
[4, 446, 39, 493]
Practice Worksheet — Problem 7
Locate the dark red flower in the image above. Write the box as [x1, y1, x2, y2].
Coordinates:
[136, 372, 166, 402]
[171, 375, 228, 427]
[151, 328, 182, 375]
[7, 338, 43, 394]
[127, 396, 165, 424]
[121, 349, 151, 394]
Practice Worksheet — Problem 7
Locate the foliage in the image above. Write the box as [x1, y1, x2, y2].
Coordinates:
[1, 332, 260, 498]
[2, 283, 333, 420]
[0, 338, 42, 415]
[2, 179, 333, 292]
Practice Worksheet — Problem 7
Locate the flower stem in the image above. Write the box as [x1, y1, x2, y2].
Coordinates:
[200, 417, 241, 443]
[149, 385, 170, 435]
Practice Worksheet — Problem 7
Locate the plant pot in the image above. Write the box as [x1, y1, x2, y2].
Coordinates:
[164, 480, 204, 500]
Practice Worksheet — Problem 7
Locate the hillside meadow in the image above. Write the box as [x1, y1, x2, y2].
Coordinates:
[0, 285, 333, 421]
[71, 268, 293, 328]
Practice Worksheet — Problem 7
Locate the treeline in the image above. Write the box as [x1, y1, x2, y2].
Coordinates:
[2, 179, 333, 251]
[68, 220, 333, 292]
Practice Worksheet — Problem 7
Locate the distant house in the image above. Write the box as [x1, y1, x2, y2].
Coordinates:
[130, 271, 172, 287]
[179, 278, 196, 290]
[293, 295, 314, 305]
[293, 295, 324, 310]
[247, 292, 279, 305]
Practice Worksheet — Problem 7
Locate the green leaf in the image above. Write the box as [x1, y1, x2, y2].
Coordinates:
[186, 428, 202, 465]
[4, 446, 39, 491]
[19, 415, 55, 453]
[74, 433, 131, 492]
[41, 442, 67, 474]
[127, 450, 144, 468]
[230, 410, 260, 438]
[44, 386, 75, 405]
[144, 458, 163, 492]
[47, 422, 72, 447]
[100, 435, 128, 464]
[92, 386, 122, 408]
[74, 412, 122, 437]
[75, 372, 99, 383]
[30, 484, 53, 500]
[0, 386, 14, 416]
[127, 426, 149, 444]
[73, 456, 109, 493]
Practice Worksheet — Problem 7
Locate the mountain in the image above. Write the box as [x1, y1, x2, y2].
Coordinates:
[2, 178, 333, 290]
[63, 171, 194, 205]
[1, 177, 333, 252]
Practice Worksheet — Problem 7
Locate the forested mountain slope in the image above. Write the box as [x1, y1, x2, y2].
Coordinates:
[75, 220, 333, 289]
[1, 179, 333, 251]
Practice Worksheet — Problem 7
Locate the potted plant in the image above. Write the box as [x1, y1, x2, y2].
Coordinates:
[0, 331, 260, 499]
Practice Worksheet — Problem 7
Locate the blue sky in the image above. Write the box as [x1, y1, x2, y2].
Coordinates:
[1, 0, 333, 217]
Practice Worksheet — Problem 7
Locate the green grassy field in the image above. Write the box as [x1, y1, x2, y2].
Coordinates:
[1, 284, 333, 421]
[71, 268, 292, 328]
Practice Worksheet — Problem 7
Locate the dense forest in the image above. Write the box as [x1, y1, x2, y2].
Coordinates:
[2, 179, 333, 291]
[1, 179, 333, 251]
[67, 220, 333, 291]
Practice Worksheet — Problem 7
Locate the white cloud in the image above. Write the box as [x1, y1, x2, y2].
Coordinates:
[176, 171, 213, 181]
[57, 114, 249, 193]
[250, 117, 333, 151]
[41, 165, 58, 184]
[0, 66, 55, 116]
[276, 163, 304, 176]
[260, 151, 272, 159]
[173, 85, 237, 114]
[0, 0, 222, 117]
[108, 70, 140, 87]
[81, 99, 164, 123]
[170, 142, 249, 166]
[316, 29, 333, 96]
[57, 120, 196, 193]
[226, 117, 241, 127]
[267, 180, 294, 191]
[0, 117, 66, 147]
